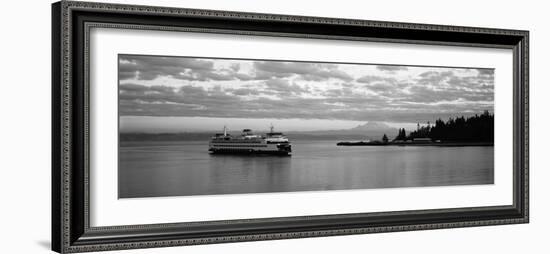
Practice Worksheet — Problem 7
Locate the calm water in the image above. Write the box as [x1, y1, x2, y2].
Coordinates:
[119, 140, 493, 198]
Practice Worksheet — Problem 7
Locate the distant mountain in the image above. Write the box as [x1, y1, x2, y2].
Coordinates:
[287, 122, 398, 140]
[349, 121, 394, 132]
[120, 122, 399, 142]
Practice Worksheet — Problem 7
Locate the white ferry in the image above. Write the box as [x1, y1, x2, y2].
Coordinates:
[208, 125, 292, 155]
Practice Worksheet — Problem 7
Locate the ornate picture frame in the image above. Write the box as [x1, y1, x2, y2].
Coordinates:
[52, 1, 529, 253]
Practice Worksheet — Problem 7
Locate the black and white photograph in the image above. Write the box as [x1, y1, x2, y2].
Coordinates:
[43, 1, 535, 253]
[118, 54, 495, 198]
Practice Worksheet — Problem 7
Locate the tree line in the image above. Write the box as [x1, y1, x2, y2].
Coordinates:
[392, 111, 494, 143]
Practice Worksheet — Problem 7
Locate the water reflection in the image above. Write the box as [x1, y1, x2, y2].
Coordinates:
[207, 154, 292, 194]
[119, 140, 493, 198]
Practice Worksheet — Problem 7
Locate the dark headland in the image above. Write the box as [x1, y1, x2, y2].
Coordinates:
[337, 111, 494, 147]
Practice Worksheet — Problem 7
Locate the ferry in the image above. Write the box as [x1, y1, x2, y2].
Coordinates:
[208, 125, 292, 155]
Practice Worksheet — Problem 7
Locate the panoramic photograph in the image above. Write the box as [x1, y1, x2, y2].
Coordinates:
[118, 54, 494, 198]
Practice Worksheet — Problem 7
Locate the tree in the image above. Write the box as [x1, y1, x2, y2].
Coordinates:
[407, 112, 494, 142]
[394, 128, 407, 141]
[382, 134, 389, 143]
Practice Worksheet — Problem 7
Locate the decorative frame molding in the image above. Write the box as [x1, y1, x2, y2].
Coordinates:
[52, 1, 529, 253]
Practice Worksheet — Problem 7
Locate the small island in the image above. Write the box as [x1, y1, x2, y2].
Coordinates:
[337, 111, 494, 147]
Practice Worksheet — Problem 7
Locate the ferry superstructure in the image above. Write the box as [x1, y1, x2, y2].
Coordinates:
[208, 125, 292, 155]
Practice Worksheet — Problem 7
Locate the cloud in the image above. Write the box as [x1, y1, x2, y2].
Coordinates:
[228, 88, 261, 96]
[356, 75, 387, 83]
[376, 65, 408, 72]
[254, 61, 354, 82]
[118, 55, 494, 123]
[355, 76, 411, 96]
[120, 55, 257, 82]
[119, 55, 214, 80]
[263, 79, 309, 96]
[477, 69, 494, 75]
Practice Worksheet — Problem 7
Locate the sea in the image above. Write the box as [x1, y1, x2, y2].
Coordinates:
[118, 140, 494, 198]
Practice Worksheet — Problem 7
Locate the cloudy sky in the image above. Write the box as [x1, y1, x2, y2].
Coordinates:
[118, 54, 494, 133]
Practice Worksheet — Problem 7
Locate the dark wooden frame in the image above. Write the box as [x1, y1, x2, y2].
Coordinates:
[52, 1, 529, 253]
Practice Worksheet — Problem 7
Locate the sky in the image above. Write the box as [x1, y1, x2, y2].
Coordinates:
[118, 54, 494, 133]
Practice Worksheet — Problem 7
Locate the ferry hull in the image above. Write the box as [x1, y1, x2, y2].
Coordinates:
[208, 148, 291, 156]
[208, 143, 291, 155]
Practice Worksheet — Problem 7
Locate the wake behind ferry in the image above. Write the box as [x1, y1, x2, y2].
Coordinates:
[208, 125, 292, 155]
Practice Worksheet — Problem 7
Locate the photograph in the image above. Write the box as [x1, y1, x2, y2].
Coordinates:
[43, 1, 537, 252]
[48, 1, 532, 252]
[118, 54, 495, 198]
